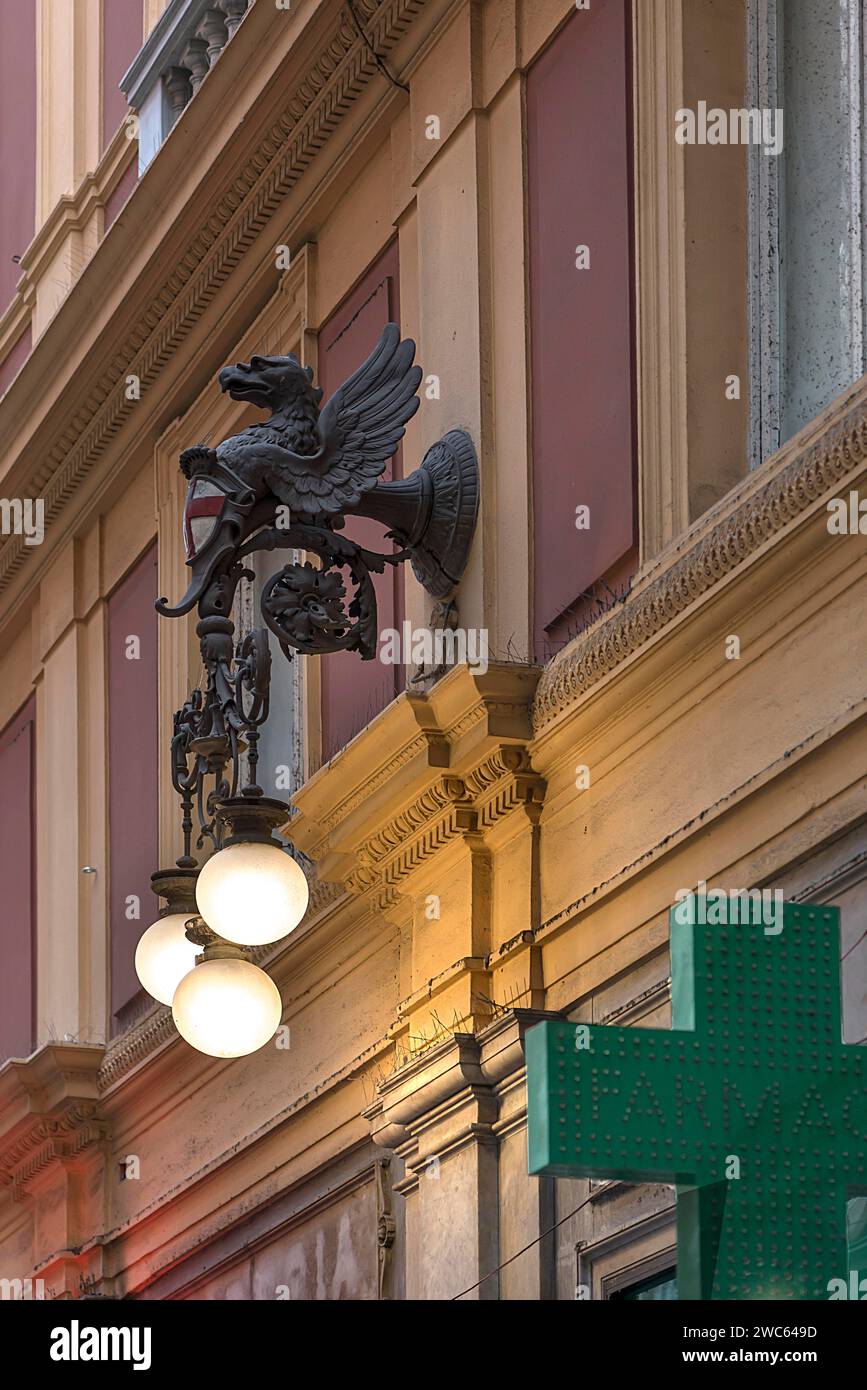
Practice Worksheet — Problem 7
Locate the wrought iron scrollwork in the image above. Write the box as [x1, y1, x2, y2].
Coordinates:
[241, 520, 406, 660]
[171, 622, 272, 863]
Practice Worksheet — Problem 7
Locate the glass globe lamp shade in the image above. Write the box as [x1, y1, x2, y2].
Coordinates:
[134, 914, 200, 1005]
[171, 957, 282, 1057]
[195, 841, 309, 946]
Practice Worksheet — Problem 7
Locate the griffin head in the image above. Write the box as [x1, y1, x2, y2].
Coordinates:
[218, 353, 323, 413]
[212, 324, 423, 516]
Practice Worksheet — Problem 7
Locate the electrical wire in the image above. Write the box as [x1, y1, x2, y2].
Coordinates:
[450, 1192, 596, 1300]
[345, 0, 410, 94]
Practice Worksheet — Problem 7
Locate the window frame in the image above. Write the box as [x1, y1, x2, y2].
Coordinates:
[747, 0, 867, 467]
[575, 1205, 676, 1300]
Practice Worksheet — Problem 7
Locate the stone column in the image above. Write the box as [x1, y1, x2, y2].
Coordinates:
[182, 37, 210, 94]
[220, 0, 249, 42]
[197, 8, 228, 67]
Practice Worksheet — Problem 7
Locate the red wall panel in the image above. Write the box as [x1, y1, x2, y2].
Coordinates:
[527, 0, 636, 661]
[0, 700, 36, 1063]
[108, 544, 159, 1033]
[102, 0, 143, 151]
[0, 0, 36, 317]
[317, 240, 404, 765]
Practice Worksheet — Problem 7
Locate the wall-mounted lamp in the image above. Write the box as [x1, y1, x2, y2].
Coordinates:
[137, 324, 479, 1058]
[135, 869, 200, 1006]
[195, 797, 308, 947]
[171, 922, 283, 1059]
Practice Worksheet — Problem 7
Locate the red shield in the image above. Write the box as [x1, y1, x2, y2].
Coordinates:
[183, 479, 226, 561]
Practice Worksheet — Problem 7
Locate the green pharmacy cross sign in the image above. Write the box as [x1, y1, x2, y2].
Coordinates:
[526, 899, 867, 1299]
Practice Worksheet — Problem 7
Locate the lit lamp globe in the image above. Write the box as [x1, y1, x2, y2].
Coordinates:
[195, 796, 309, 947]
[171, 954, 282, 1058]
[136, 868, 201, 1006]
[135, 914, 200, 1006]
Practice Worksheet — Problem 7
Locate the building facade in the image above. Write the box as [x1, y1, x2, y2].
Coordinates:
[0, 0, 865, 1300]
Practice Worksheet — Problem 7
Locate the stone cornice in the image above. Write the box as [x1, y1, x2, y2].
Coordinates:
[0, 0, 426, 604]
[97, 1007, 176, 1091]
[0, 1103, 107, 1204]
[290, 665, 543, 907]
[347, 746, 545, 909]
[0, 127, 136, 370]
[367, 1008, 555, 1171]
[533, 378, 867, 736]
[0, 1045, 107, 1203]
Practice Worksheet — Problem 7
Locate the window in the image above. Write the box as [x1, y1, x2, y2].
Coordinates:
[749, 0, 867, 464]
[108, 544, 159, 1034]
[0, 700, 36, 1063]
[235, 554, 306, 800]
[610, 1267, 677, 1301]
[527, 0, 637, 662]
[316, 239, 404, 765]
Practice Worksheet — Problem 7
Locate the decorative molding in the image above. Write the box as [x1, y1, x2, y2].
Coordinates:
[369, 1009, 553, 1186]
[533, 387, 867, 733]
[347, 745, 546, 904]
[374, 1158, 396, 1300]
[318, 731, 449, 832]
[98, 1007, 177, 1089]
[0, 1103, 107, 1204]
[599, 975, 671, 1027]
[0, 0, 426, 597]
[576, 1207, 676, 1299]
[0, 124, 136, 367]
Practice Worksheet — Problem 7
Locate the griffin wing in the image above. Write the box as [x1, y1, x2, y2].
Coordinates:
[312, 323, 423, 512]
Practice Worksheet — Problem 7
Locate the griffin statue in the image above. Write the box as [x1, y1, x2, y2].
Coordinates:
[158, 323, 479, 663]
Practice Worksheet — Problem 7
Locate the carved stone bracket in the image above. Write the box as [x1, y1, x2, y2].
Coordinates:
[0, 1045, 108, 1213]
[0, 1103, 108, 1205]
[344, 745, 545, 911]
[289, 664, 543, 910]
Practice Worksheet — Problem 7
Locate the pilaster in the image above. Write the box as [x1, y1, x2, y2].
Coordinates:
[366, 1008, 557, 1299]
[0, 1044, 108, 1298]
[35, 540, 108, 1047]
[289, 664, 543, 1046]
